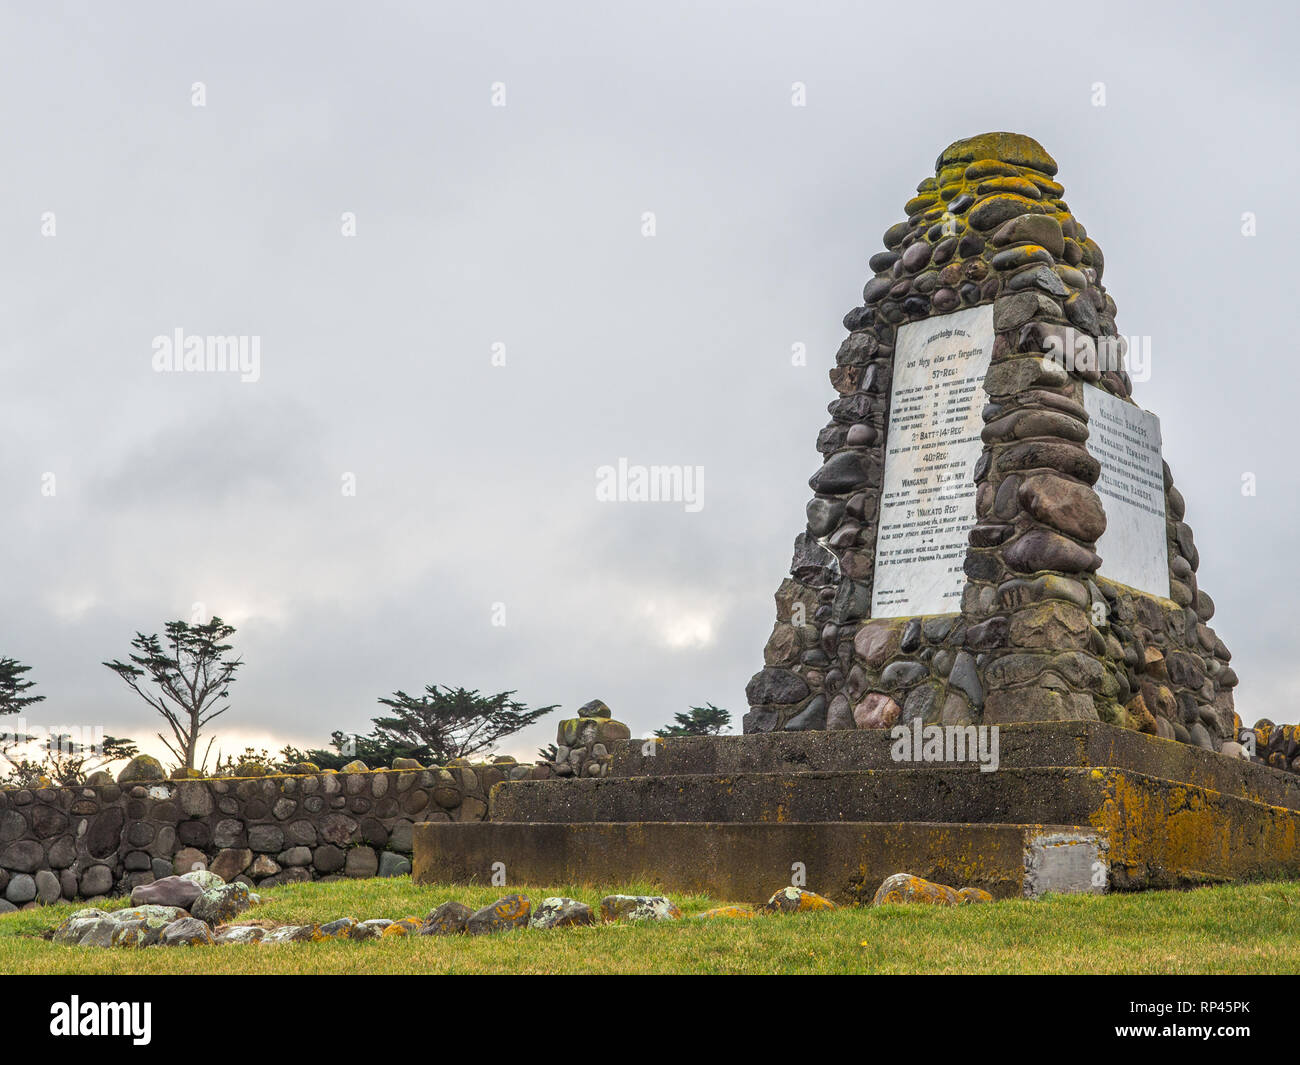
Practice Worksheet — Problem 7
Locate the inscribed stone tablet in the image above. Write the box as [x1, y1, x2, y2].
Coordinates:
[871, 305, 995, 617]
[1082, 385, 1169, 599]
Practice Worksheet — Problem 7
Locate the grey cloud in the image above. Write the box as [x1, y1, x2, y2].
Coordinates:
[1, 1, 1296, 766]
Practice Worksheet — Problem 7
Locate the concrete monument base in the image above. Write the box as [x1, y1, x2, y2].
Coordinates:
[413, 721, 1300, 901]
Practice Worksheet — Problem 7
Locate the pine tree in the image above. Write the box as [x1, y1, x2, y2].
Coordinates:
[0, 657, 44, 718]
[295, 686, 558, 768]
[654, 702, 731, 737]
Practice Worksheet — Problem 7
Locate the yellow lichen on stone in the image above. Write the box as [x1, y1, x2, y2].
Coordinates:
[492, 898, 529, 924]
[871, 873, 971, 907]
[761, 886, 837, 914]
[694, 906, 757, 920]
[936, 132, 1059, 176]
[315, 917, 358, 941]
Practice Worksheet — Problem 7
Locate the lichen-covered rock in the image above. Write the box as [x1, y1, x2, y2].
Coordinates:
[467, 894, 532, 934]
[179, 869, 224, 892]
[956, 887, 994, 904]
[53, 914, 110, 945]
[214, 925, 264, 944]
[160, 917, 215, 946]
[420, 901, 472, 936]
[116, 755, 166, 784]
[64, 907, 109, 923]
[530, 897, 594, 929]
[111, 914, 173, 948]
[113, 905, 189, 924]
[261, 924, 317, 944]
[595, 719, 631, 744]
[351, 919, 392, 939]
[192, 882, 252, 926]
[340, 760, 369, 773]
[380, 916, 423, 937]
[77, 917, 125, 948]
[761, 887, 836, 914]
[693, 906, 757, 920]
[556, 717, 595, 746]
[872, 873, 966, 906]
[577, 699, 612, 719]
[598, 894, 681, 923]
[316, 917, 358, 940]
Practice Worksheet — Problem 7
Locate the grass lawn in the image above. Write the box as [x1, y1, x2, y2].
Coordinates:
[4, 877, 1300, 974]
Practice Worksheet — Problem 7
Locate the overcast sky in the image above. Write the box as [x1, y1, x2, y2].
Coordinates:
[1, 1, 1296, 767]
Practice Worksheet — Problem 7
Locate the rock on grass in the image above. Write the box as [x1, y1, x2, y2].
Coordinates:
[467, 894, 531, 934]
[192, 883, 252, 925]
[160, 918, 215, 947]
[598, 895, 681, 922]
[694, 905, 756, 919]
[420, 901, 472, 936]
[872, 873, 992, 906]
[761, 887, 836, 914]
[530, 897, 594, 929]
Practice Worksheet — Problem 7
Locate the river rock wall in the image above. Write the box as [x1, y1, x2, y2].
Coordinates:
[0, 760, 551, 908]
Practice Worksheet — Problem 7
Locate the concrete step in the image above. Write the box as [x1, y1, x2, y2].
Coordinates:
[496, 765, 1105, 825]
[412, 819, 1105, 902]
[412, 722, 1300, 899]
[421, 759, 1300, 894]
[610, 721, 1300, 811]
[480, 763, 1300, 890]
[509, 762, 1254, 829]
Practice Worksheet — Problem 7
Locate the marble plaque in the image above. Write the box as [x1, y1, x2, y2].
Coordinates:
[1082, 385, 1169, 599]
[871, 305, 995, 617]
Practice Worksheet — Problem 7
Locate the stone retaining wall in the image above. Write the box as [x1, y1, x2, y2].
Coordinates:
[0, 760, 553, 908]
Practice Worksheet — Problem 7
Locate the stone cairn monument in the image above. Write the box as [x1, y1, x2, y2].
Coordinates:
[414, 134, 1300, 902]
[744, 131, 1240, 756]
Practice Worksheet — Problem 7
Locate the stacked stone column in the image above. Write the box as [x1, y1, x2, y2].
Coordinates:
[745, 131, 1239, 760]
[967, 281, 1117, 725]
